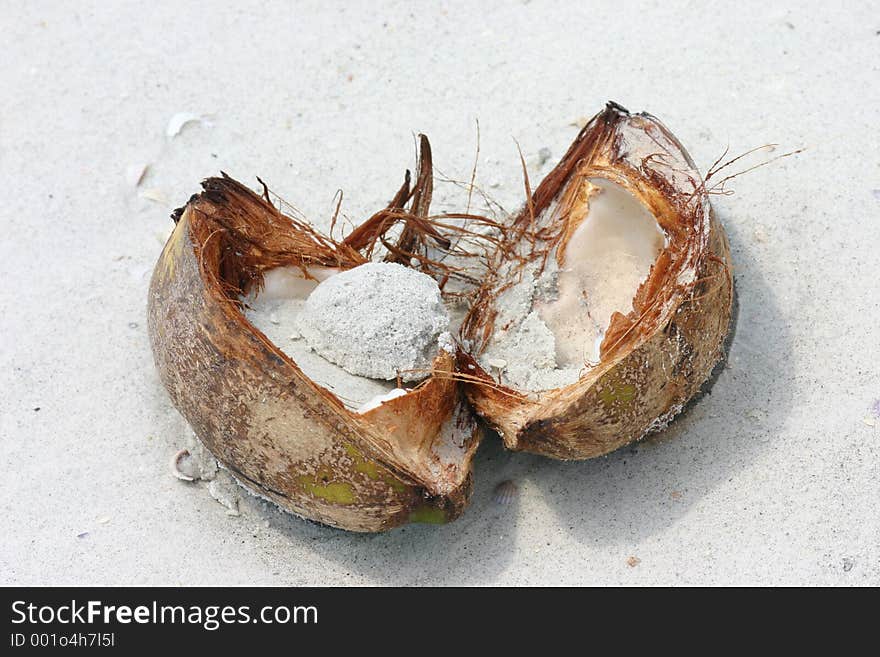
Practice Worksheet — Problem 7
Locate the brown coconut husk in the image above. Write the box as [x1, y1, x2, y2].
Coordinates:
[148, 162, 480, 532]
[459, 102, 735, 459]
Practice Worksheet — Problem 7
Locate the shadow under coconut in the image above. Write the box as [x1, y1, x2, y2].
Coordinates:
[261, 435, 520, 585]
[519, 211, 794, 549]
[246, 210, 792, 585]
[262, 435, 519, 585]
[222, 212, 788, 584]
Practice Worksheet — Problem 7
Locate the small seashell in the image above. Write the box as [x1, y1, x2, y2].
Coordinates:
[626, 556, 641, 568]
[166, 112, 205, 138]
[487, 358, 507, 369]
[139, 188, 169, 206]
[170, 448, 198, 481]
[492, 480, 518, 506]
[125, 162, 150, 187]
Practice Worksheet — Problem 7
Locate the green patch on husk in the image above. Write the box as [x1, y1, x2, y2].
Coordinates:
[296, 474, 357, 505]
[599, 381, 637, 411]
[344, 443, 408, 493]
[408, 505, 447, 525]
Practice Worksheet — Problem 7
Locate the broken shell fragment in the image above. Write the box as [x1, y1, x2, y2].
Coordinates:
[492, 480, 518, 506]
[147, 172, 479, 532]
[460, 102, 734, 459]
[170, 448, 197, 482]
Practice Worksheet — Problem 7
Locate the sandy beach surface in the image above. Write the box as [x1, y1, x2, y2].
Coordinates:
[2, 1, 878, 585]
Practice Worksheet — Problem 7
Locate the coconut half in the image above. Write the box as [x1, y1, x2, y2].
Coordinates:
[147, 174, 479, 532]
[460, 102, 734, 459]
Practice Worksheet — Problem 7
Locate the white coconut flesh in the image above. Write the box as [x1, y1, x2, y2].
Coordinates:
[479, 178, 667, 392]
[243, 262, 453, 413]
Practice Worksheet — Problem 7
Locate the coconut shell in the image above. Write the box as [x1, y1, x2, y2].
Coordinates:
[148, 175, 479, 532]
[460, 102, 734, 459]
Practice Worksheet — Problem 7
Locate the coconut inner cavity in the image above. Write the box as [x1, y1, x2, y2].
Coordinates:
[479, 178, 666, 392]
[243, 262, 452, 412]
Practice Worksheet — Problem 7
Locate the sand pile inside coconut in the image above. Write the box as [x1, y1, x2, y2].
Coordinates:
[244, 261, 453, 413]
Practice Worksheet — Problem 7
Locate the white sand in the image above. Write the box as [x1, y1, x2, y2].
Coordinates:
[2, 1, 879, 585]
